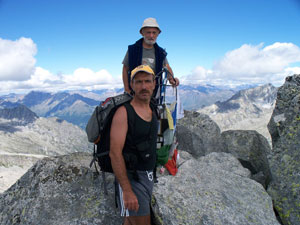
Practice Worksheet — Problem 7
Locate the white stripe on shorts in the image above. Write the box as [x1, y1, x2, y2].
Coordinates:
[118, 184, 129, 217]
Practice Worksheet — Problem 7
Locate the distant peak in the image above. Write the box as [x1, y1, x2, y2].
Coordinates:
[0, 104, 38, 123]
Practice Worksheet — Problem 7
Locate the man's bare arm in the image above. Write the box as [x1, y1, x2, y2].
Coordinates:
[109, 106, 139, 212]
[122, 65, 131, 93]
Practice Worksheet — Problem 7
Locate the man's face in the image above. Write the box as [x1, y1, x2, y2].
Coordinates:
[131, 72, 155, 101]
[142, 27, 159, 45]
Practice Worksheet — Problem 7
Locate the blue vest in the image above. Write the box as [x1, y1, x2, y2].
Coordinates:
[128, 38, 167, 95]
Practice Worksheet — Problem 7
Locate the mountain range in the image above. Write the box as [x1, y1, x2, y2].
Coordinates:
[178, 84, 256, 109]
[0, 83, 277, 151]
[0, 84, 258, 129]
[0, 83, 277, 143]
[198, 83, 278, 142]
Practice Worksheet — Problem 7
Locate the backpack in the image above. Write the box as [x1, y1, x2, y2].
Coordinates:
[86, 93, 133, 194]
[86, 92, 133, 144]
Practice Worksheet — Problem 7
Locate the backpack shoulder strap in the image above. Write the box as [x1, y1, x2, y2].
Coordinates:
[150, 97, 160, 120]
[123, 102, 135, 136]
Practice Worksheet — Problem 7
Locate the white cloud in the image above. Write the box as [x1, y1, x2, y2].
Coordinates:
[0, 66, 122, 94]
[0, 37, 37, 81]
[1, 37, 299, 94]
[0, 67, 62, 94]
[0, 37, 122, 93]
[63, 68, 115, 86]
[285, 66, 300, 75]
[213, 42, 300, 77]
[268, 66, 300, 86]
[0, 37, 123, 94]
[181, 66, 215, 84]
[23, 67, 63, 88]
[183, 42, 300, 86]
[184, 66, 208, 80]
[60, 68, 122, 91]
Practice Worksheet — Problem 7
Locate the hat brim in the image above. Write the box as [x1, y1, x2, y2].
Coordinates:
[140, 27, 161, 34]
[131, 69, 155, 81]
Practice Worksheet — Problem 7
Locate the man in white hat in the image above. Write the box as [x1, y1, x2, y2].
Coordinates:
[122, 17, 179, 97]
[110, 65, 158, 225]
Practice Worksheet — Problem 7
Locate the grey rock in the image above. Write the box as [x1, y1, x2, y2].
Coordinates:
[176, 111, 224, 157]
[267, 74, 300, 225]
[0, 152, 281, 225]
[0, 153, 122, 225]
[152, 152, 280, 225]
[221, 130, 272, 188]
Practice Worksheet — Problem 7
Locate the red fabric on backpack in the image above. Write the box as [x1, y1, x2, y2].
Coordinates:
[164, 149, 178, 176]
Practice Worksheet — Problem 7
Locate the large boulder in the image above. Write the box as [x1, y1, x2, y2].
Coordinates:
[0, 153, 122, 225]
[0, 152, 280, 225]
[176, 111, 224, 157]
[267, 74, 300, 225]
[221, 130, 272, 189]
[152, 152, 280, 225]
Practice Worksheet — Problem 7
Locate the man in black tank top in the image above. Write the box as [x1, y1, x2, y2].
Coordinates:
[110, 65, 158, 225]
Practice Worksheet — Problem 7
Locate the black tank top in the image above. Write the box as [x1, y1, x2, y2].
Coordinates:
[123, 103, 158, 171]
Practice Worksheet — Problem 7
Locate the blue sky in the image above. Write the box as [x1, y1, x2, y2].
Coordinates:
[0, 0, 300, 94]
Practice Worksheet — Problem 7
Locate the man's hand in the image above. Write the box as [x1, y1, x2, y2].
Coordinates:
[169, 77, 180, 87]
[123, 190, 139, 212]
[165, 64, 179, 87]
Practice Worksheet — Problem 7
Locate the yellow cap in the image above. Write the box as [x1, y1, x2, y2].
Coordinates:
[131, 65, 155, 81]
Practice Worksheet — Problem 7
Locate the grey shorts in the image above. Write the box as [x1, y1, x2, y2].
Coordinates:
[116, 170, 154, 217]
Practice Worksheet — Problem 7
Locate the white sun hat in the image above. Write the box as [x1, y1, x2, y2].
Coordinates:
[140, 17, 161, 34]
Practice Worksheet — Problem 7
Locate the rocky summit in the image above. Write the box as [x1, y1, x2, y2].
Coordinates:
[267, 74, 300, 225]
[0, 152, 280, 225]
[0, 153, 122, 225]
